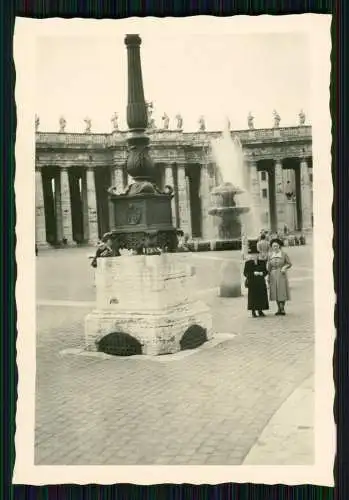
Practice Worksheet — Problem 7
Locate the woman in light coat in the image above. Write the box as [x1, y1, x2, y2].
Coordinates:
[267, 238, 292, 315]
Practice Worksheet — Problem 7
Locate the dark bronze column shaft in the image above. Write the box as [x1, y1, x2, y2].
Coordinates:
[124, 34, 155, 183]
[105, 34, 177, 252]
[125, 34, 147, 130]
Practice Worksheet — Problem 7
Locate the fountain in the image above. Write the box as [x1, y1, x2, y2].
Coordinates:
[209, 183, 249, 240]
[209, 122, 262, 297]
[84, 34, 212, 356]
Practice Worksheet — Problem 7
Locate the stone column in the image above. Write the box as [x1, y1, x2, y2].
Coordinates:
[248, 160, 262, 234]
[177, 164, 191, 237]
[185, 174, 192, 237]
[60, 167, 74, 244]
[300, 158, 312, 231]
[200, 163, 216, 240]
[54, 172, 63, 243]
[164, 165, 177, 227]
[249, 160, 261, 210]
[35, 169, 47, 246]
[283, 168, 296, 232]
[274, 159, 285, 232]
[81, 171, 90, 242]
[86, 167, 99, 244]
[109, 165, 125, 231]
[111, 166, 125, 190]
[284, 199, 297, 232]
[309, 167, 313, 226]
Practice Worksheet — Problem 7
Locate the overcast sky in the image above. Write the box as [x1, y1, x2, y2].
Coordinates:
[35, 30, 311, 133]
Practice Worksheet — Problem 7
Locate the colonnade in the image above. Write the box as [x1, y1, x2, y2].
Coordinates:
[35, 156, 313, 247]
[249, 156, 313, 233]
[35, 162, 203, 246]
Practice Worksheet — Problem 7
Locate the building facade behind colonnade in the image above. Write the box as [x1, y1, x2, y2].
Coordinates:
[35, 123, 313, 247]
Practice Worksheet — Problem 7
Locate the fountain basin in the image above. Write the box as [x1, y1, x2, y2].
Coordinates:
[210, 182, 243, 194]
[208, 182, 250, 241]
[208, 206, 250, 216]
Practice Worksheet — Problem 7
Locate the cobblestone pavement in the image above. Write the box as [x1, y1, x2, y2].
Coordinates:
[35, 244, 314, 465]
[243, 375, 314, 465]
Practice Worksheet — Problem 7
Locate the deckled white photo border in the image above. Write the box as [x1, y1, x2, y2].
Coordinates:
[13, 14, 334, 486]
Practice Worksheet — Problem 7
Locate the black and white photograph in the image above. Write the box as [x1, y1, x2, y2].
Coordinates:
[14, 15, 334, 485]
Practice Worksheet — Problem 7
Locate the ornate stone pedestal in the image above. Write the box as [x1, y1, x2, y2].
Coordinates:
[85, 254, 213, 355]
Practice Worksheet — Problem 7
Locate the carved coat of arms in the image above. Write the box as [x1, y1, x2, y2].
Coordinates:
[126, 204, 142, 225]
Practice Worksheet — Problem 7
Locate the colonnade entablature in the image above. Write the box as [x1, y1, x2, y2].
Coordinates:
[36, 124, 312, 149]
[36, 146, 313, 170]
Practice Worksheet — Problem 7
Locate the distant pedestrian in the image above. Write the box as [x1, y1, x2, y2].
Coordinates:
[35, 244, 38, 256]
[267, 238, 292, 315]
[90, 233, 115, 268]
[257, 233, 270, 261]
[260, 230, 269, 242]
[243, 240, 269, 318]
[177, 231, 190, 252]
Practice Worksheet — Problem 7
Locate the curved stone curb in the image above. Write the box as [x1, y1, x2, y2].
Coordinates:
[242, 375, 314, 465]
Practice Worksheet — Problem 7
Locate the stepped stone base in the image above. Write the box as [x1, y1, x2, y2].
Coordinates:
[84, 254, 213, 356]
[85, 301, 212, 356]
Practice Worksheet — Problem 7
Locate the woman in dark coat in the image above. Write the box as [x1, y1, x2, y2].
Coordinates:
[243, 239, 269, 317]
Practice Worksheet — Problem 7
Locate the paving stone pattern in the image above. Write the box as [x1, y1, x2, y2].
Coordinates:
[35, 245, 314, 465]
[243, 375, 314, 465]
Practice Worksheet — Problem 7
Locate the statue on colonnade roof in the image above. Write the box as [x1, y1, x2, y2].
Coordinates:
[59, 116, 66, 133]
[111, 112, 119, 131]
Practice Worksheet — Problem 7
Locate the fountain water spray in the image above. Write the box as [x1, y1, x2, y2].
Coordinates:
[208, 122, 263, 297]
[210, 123, 262, 239]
